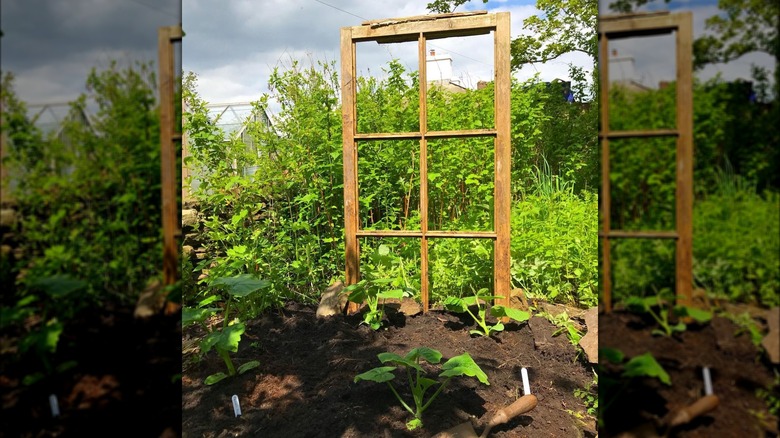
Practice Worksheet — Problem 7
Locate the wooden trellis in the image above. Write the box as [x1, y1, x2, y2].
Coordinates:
[340, 11, 512, 313]
[158, 25, 182, 306]
[598, 12, 694, 312]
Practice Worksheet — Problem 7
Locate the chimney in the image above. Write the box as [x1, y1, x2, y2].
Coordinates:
[430, 49, 435, 56]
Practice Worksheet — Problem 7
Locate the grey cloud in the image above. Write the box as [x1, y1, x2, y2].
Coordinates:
[1, 0, 179, 104]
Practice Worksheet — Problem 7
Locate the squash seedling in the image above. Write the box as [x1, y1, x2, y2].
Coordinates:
[345, 244, 410, 330]
[443, 288, 530, 337]
[625, 294, 712, 337]
[354, 347, 489, 430]
[182, 274, 268, 385]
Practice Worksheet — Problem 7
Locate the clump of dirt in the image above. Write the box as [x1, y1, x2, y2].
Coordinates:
[182, 302, 596, 437]
[599, 310, 779, 437]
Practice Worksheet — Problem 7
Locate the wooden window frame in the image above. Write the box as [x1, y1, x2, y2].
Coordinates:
[598, 12, 694, 312]
[340, 11, 512, 313]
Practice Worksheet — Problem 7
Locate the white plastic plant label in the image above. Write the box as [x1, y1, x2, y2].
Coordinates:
[232, 394, 242, 417]
[521, 367, 531, 395]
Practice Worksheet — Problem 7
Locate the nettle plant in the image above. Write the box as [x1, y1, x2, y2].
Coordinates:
[182, 274, 268, 385]
[443, 288, 530, 337]
[354, 347, 489, 430]
[625, 291, 713, 337]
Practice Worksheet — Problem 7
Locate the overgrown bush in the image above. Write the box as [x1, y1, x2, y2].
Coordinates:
[183, 58, 598, 312]
[2, 62, 169, 304]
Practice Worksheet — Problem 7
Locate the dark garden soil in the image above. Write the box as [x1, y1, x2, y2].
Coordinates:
[599, 309, 779, 437]
[182, 302, 597, 438]
[0, 304, 182, 438]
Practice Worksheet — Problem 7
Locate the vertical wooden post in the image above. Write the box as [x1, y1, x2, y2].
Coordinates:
[182, 99, 191, 203]
[493, 12, 512, 309]
[599, 34, 613, 313]
[158, 25, 182, 308]
[418, 33, 430, 312]
[341, 27, 361, 313]
[675, 12, 694, 308]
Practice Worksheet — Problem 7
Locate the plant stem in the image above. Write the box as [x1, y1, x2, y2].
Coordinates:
[218, 348, 236, 376]
[386, 382, 415, 416]
[419, 378, 450, 414]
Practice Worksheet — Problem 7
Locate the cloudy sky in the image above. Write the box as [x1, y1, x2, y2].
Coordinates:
[1, 0, 180, 109]
[601, 0, 775, 91]
[182, 0, 595, 111]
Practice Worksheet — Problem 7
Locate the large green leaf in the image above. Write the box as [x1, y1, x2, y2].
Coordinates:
[378, 352, 424, 372]
[674, 305, 713, 323]
[599, 348, 624, 364]
[238, 360, 261, 374]
[354, 366, 397, 383]
[404, 347, 442, 364]
[377, 289, 404, 300]
[200, 322, 245, 354]
[19, 320, 63, 355]
[29, 275, 87, 298]
[491, 305, 530, 322]
[204, 372, 229, 385]
[218, 323, 246, 352]
[182, 306, 218, 327]
[211, 274, 270, 298]
[439, 352, 489, 385]
[623, 352, 671, 385]
[443, 296, 468, 313]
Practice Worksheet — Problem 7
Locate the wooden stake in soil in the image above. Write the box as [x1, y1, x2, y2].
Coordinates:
[158, 25, 182, 314]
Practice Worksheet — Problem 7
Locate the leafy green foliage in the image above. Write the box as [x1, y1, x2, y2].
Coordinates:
[346, 246, 408, 330]
[183, 57, 596, 314]
[511, 186, 598, 307]
[355, 347, 488, 430]
[443, 288, 530, 336]
[182, 274, 268, 384]
[0, 275, 87, 385]
[2, 62, 172, 305]
[606, 78, 778, 307]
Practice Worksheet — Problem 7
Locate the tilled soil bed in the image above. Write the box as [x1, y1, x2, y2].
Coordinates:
[182, 302, 597, 437]
[0, 305, 182, 437]
[599, 309, 779, 437]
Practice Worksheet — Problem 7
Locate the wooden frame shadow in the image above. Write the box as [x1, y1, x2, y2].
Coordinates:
[341, 11, 512, 313]
[598, 12, 694, 312]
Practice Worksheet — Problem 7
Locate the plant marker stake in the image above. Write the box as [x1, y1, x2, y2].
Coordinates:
[49, 394, 60, 418]
[521, 367, 531, 395]
[232, 394, 241, 417]
[702, 367, 713, 396]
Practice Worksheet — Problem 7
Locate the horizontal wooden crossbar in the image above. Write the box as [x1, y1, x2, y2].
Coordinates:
[599, 230, 679, 239]
[599, 129, 678, 139]
[352, 11, 496, 42]
[599, 12, 682, 39]
[357, 230, 497, 239]
[354, 129, 497, 141]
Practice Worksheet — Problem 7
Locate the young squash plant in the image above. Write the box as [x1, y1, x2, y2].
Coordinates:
[182, 274, 268, 385]
[443, 288, 530, 336]
[625, 292, 712, 337]
[354, 347, 489, 430]
[345, 244, 413, 330]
